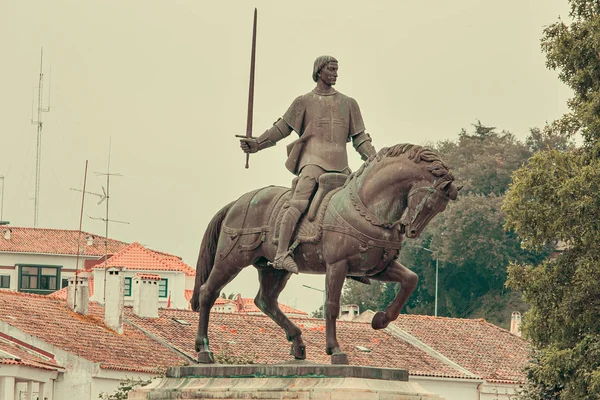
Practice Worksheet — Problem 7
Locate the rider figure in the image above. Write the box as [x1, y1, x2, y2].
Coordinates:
[240, 56, 377, 274]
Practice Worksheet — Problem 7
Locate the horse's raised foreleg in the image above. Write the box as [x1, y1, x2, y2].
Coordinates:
[325, 259, 349, 364]
[370, 260, 418, 330]
[195, 259, 244, 363]
[254, 263, 306, 360]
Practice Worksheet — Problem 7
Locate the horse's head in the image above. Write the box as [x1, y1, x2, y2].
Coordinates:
[400, 178, 458, 238]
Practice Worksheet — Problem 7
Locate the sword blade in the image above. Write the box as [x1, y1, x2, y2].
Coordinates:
[245, 8, 257, 169]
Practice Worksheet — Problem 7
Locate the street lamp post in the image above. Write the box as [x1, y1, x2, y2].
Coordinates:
[303, 284, 326, 320]
[418, 246, 439, 317]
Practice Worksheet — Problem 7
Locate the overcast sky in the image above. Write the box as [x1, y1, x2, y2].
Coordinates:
[1, 1, 573, 314]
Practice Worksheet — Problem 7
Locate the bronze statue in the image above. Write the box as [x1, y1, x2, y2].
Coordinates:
[240, 56, 376, 274]
[192, 131, 458, 363]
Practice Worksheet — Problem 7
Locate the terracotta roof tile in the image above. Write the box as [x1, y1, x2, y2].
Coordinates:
[0, 227, 128, 256]
[124, 308, 470, 379]
[48, 276, 95, 300]
[95, 242, 195, 276]
[136, 273, 162, 281]
[0, 291, 190, 373]
[389, 314, 529, 383]
[0, 336, 61, 371]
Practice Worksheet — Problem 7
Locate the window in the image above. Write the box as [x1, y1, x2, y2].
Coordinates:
[124, 277, 132, 297]
[0, 275, 10, 288]
[159, 279, 168, 298]
[61, 278, 69, 288]
[18, 265, 61, 293]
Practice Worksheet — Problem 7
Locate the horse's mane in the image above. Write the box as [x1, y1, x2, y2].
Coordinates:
[349, 143, 454, 182]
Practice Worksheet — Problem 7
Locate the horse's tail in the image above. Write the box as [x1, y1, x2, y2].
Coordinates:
[190, 201, 234, 312]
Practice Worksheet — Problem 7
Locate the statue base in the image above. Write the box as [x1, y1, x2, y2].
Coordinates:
[128, 362, 444, 400]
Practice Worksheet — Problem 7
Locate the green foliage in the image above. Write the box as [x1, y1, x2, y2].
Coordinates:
[541, 1, 600, 151]
[502, 2, 600, 397]
[98, 377, 154, 400]
[436, 120, 532, 196]
[310, 305, 323, 318]
[341, 280, 394, 314]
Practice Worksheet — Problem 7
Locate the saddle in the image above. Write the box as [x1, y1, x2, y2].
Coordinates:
[273, 172, 348, 245]
[218, 173, 348, 261]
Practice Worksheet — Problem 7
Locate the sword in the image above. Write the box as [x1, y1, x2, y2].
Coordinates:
[244, 8, 257, 169]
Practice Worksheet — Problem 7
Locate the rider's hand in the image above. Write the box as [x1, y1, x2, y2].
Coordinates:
[240, 137, 259, 154]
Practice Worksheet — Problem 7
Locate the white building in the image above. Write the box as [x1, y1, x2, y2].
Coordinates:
[0, 227, 196, 310]
[0, 273, 192, 400]
[0, 226, 128, 295]
[88, 242, 196, 310]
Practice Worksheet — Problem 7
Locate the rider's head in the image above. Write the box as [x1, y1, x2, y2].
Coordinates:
[313, 56, 338, 83]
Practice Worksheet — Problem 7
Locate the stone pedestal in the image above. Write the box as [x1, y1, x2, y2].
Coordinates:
[129, 363, 443, 400]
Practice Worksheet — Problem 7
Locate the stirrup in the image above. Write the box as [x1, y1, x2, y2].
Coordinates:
[270, 253, 299, 274]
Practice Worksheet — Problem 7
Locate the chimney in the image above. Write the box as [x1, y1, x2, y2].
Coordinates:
[339, 304, 360, 321]
[86, 235, 93, 246]
[510, 311, 522, 337]
[3, 229, 10, 240]
[104, 267, 124, 334]
[67, 275, 89, 315]
[133, 273, 160, 318]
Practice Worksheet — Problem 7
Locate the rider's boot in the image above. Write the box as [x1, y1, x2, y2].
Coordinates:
[273, 206, 302, 274]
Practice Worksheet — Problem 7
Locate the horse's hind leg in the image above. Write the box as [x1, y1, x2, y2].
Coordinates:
[196, 259, 245, 363]
[254, 261, 306, 360]
[370, 260, 418, 330]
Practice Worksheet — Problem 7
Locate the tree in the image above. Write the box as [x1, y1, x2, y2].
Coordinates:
[503, 1, 600, 397]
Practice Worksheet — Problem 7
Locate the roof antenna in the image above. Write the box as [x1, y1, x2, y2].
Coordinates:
[88, 138, 129, 304]
[72, 160, 89, 311]
[30, 47, 52, 228]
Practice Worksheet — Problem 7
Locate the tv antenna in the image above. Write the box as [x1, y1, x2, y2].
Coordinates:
[30, 47, 52, 228]
[87, 139, 129, 303]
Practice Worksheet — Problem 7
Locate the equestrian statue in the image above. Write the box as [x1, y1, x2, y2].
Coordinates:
[191, 54, 459, 365]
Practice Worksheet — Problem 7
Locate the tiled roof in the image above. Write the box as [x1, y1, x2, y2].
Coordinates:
[48, 275, 95, 300]
[94, 242, 195, 276]
[124, 308, 471, 380]
[356, 312, 529, 384]
[0, 226, 128, 256]
[136, 273, 162, 281]
[0, 336, 61, 371]
[213, 296, 308, 316]
[0, 291, 190, 373]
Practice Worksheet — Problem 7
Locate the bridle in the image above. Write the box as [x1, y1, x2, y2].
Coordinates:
[401, 179, 451, 227]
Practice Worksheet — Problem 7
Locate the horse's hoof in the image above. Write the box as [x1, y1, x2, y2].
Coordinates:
[290, 343, 306, 360]
[371, 311, 389, 330]
[331, 353, 349, 365]
[197, 350, 215, 364]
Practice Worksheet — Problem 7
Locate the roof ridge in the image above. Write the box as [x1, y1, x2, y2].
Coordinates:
[0, 226, 126, 241]
[0, 290, 61, 301]
[477, 316, 529, 343]
[383, 322, 480, 379]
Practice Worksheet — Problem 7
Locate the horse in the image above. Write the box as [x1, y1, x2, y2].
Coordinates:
[191, 143, 458, 365]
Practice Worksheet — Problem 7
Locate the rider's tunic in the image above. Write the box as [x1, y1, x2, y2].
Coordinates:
[282, 89, 366, 176]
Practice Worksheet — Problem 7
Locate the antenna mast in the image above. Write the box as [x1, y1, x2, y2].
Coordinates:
[89, 139, 129, 303]
[31, 47, 51, 228]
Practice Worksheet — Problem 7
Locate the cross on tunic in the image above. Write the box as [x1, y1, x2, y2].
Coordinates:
[317, 104, 345, 142]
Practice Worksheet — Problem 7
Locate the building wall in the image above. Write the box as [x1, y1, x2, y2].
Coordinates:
[0, 321, 153, 400]
[480, 382, 520, 399]
[411, 376, 481, 400]
[92, 368, 155, 399]
[0, 252, 98, 292]
[412, 376, 521, 400]
[91, 269, 188, 309]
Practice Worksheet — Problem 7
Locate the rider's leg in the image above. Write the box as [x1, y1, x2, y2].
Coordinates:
[274, 165, 324, 273]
